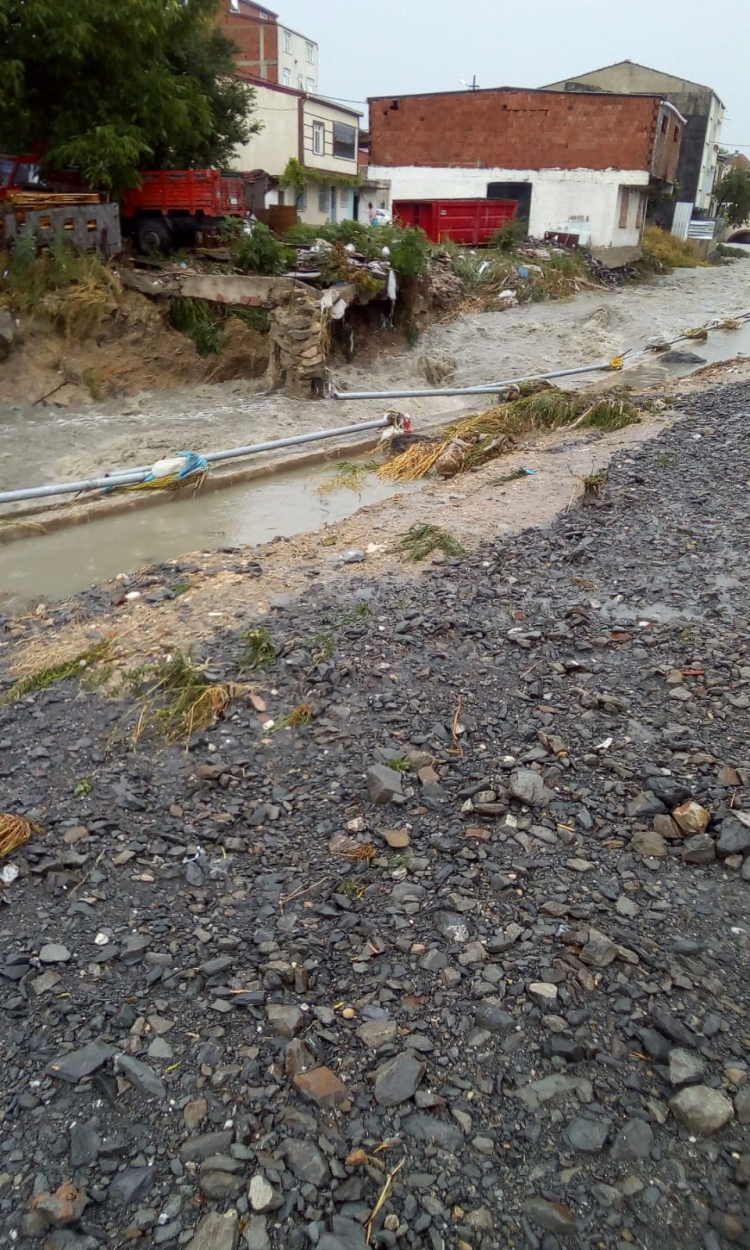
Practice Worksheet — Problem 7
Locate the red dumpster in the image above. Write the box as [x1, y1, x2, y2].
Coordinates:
[393, 198, 517, 245]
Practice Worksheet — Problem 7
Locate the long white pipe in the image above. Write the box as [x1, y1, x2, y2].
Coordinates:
[0, 418, 390, 506]
[331, 361, 619, 401]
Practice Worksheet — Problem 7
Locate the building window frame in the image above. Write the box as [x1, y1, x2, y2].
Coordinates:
[283, 28, 292, 53]
[306, 40, 315, 63]
[312, 121, 325, 156]
[282, 67, 291, 86]
[333, 121, 356, 162]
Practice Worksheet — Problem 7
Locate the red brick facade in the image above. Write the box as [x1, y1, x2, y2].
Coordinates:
[220, 1, 279, 82]
[369, 89, 681, 181]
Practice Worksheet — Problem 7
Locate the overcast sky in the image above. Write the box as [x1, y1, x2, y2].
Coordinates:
[277, 0, 749, 152]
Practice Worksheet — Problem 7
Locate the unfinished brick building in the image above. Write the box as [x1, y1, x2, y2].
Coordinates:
[368, 88, 683, 264]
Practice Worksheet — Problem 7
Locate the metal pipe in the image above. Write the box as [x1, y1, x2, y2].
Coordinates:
[331, 362, 618, 401]
[0, 418, 391, 506]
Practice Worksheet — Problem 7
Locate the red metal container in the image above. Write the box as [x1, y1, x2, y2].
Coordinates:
[393, 198, 517, 245]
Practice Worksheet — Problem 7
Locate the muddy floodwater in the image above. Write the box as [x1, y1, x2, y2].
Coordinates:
[0, 465, 415, 610]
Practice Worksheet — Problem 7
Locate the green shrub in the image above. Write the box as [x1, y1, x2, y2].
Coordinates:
[232, 222, 295, 275]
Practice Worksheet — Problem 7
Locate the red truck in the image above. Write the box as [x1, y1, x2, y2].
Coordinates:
[393, 198, 518, 246]
[1, 156, 248, 253]
[120, 169, 247, 253]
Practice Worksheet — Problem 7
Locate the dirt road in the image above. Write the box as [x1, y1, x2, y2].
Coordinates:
[1, 260, 749, 493]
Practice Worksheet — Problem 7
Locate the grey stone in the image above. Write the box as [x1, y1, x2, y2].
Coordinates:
[108, 1166, 154, 1206]
[565, 1117, 611, 1152]
[642, 775, 691, 806]
[627, 791, 667, 817]
[521, 1197, 578, 1237]
[180, 1131, 234, 1163]
[433, 911, 470, 942]
[402, 1112, 465, 1153]
[517, 1074, 592, 1111]
[47, 1040, 113, 1083]
[266, 1004, 303, 1038]
[248, 1175, 275, 1213]
[474, 1002, 515, 1033]
[282, 1139, 329, 1187]
[366, 765, 404, 805]
[651, 1008, 698, 1049]
[669, 1049, 705, 1087]
[244, 1215, 271, 1250]
[373, 1053, 426, 1106]
[660, 349, 706, 364]
[69, 1121, 102, 1167]
[630, 830, 667, 858]
[357, 1020, 397, 1048]
[716, 818, 750, 858]
[580, 931, 618, 967]
[682, 834, 716, 864]
[509, 768, 548, 807]
[610, 1118, 654, 1160]
[115, 1055, 166, 1101]
[186, 1211, 239, 1250]
[199, 1171, 244, 1200]
[670, 1086, 734, 1136]
[317, 1238, 367, 1250]
[736, 1087, 750, 1124]
[39, 943, 72, 964]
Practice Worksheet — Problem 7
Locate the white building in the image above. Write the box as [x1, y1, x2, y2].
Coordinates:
[277, 25, 318, 94]
[235, 81, 361, 226]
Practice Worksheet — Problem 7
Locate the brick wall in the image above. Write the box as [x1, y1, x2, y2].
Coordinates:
[369, 89, 668, 173]
[651, 104, 683, 185]
[220, 2, 279, 82]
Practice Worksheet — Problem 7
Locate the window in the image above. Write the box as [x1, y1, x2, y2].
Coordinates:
[618, 187, 630, 229]
[318, 185, 330, 213]
[297, 74, 304, 90]
[283, 29, 292, 53]
[635, 192, 645, 229]
[661, 115, 668, 134]
[282, 68, 291, 86]
[313, 121, 324, 155]
[306, 77, 315, 92]
[333, 122, 356, 161]
[306, 41, 315, 63]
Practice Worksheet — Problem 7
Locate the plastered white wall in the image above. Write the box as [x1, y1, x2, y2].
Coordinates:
[234, 83, 298, 176]
[696, 95, 724, 211]
[302, 98, 360, 177]
[367, 165, 649, 249]
[278, 27, 318, 93]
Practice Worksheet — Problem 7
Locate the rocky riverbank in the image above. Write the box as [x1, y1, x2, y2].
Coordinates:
[1, 381, 750, 1250]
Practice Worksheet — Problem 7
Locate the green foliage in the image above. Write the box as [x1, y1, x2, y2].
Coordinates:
[240, 626, 276, 672]
[0, 0, 259, 196]
[169, 297, 224, 355]
[231, 223, 295, 276]
[714, 243, 749, 260]
[391, 523, 466, 562]
[641, 225, 700, 273]
[4, 641, 110, 702]
[386, 225, 431, 281]
[279, 158, 308, 193]
[489, 218, 526, 251]
[228, 304, 270, 333]
[714, 167, 750, 227]
[283, 219, 431, 283]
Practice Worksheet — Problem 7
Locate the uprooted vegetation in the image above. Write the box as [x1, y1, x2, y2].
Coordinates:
[380, 384, 644, 483]
[118, 651, 243, 746]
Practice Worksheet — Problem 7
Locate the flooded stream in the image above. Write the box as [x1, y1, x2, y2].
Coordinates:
[0, 464, 414, 611]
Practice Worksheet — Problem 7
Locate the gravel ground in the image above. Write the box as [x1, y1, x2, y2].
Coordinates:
[1, 382, 750, 1250]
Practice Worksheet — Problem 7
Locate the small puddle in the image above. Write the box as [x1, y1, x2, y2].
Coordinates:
[0, 462, 415, 611]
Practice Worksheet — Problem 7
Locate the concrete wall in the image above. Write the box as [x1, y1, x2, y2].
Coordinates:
[367, 164, 649, 261]
[278, 26, 318, 92]
[696, 93, 723, 211]
[369, 89, 667, 175]
[234, 82, 299, 175]
[302, 98, 359, 176]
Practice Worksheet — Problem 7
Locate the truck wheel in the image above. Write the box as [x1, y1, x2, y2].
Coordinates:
[134, 217, 172, 255]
